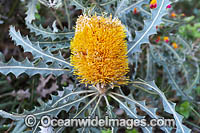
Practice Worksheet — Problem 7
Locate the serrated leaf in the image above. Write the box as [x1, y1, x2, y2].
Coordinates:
[25, 0, 38, 23]
[108, 93, 152, 133]
[38, 126, 54, 133]
[149, 46, 195, 102]
[114, 0, 130, 17]
[26, 23, 74, 40]
[111, 92, 172, 133]
[12, 120, 27, 133]
[9, 26, 72, 69]
[0, 58, 70, 77]
[139, 7, 179, 24]
[38, 0, 62, 9]
[69, 0, 85, 10]
[127, 0, 171, 55]
[31, 39, 70, 51]
[0, 110, 23, 121]
[134, 80, 191, 133]
[118, 0, 148, 15]
[52, 20, 58, 33]
[0, 88, 97, 132]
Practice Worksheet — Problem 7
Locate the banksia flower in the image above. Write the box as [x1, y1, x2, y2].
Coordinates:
[164, 36, 170, 43]
[150, 0, 157, 9]
[70, 14, 129, 92]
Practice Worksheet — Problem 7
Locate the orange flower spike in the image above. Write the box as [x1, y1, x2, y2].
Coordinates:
[172, 42, 178, 49]
[150, 0, 157, 9]
[164, 36, 170, 43]
[70, 14, 129, 87]
[156, 36, 161, 43]
[171, 12, 176, 18]
[133, 8, 138, 14]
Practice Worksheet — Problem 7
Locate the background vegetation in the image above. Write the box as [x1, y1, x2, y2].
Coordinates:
[0, 0, 199, 132]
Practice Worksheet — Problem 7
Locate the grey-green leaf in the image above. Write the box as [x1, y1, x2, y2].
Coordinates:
[70, 0, 85, 10]
[25, 0, 38, 23]
[0, 57, 71, 77]
[135, 80, 191, 133]
[26, 23, 74, 40]
[127, 0, 171, 55]
[9, 26, 72, 69]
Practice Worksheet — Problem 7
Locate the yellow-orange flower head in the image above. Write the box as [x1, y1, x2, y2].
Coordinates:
[70, 14, 129, 86]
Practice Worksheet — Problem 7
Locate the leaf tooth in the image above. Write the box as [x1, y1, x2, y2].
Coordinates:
[144, 80, 191, 133]
[127, 0, 171, 55]
[26, 22, 74, 40]
[148, 108, 157, 117]
[9, 26, 72, 69]
[138, 100, 146, 106]
[25, 0, 38, 23]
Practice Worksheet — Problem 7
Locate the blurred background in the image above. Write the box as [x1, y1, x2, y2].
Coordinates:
[0, 0, 199, 132]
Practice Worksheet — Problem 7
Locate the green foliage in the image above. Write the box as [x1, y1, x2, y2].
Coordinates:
[196, 86, 200, 95]
[126, 129, 138, 133]
[176, 101, 192, 119]
[35, 13, 41, 20]
[101, 129, 112, 133]
[179, 22, 200, 40]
